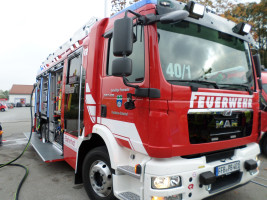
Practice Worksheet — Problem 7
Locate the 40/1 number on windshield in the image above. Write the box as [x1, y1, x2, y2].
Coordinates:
[166, 63, 191, 80]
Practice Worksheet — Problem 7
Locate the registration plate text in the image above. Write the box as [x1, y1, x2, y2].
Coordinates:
[215, 161, 240, 176]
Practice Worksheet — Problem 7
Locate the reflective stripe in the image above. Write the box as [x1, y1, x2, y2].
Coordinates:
[85, 94, 96, 105]
[101, 118, 148, 155]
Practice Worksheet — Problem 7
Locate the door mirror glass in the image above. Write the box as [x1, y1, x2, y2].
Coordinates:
[112, 57, 132, 77]
[253, 54, 261, 78]
[258, 78, 263, 90]
[113, 16, 133, 57]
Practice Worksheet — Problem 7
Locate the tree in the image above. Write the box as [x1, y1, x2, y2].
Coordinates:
[111, 0, 127, 15]
[0, 90, 9, 99]
[111, 0, 140, 16]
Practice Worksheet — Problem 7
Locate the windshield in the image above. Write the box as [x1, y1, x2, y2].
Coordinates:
[157, 21, 254, 90]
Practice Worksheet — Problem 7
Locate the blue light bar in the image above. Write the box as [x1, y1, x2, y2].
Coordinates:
[111, 0, 157, 18]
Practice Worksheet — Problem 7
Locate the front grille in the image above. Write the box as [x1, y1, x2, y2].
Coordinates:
[210, 171, 242, 193]
[188, 109, 253, 144]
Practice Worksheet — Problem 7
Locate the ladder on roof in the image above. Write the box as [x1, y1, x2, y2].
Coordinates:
[40, 17, 99, 73]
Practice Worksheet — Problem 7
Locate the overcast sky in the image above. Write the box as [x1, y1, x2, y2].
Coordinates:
[0, 0, 260, 91]
[0, 0, 110, 91]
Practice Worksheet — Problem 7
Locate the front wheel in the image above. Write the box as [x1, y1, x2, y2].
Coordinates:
[1, 108, 5, 112]
[82, 146, 117, 200]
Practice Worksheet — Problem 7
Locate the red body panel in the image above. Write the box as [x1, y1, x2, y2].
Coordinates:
[83, 19, 108, 137]
[63, 133, 78, 169]
[261, 72, 267, 133]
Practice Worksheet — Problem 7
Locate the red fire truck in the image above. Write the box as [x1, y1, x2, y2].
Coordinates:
[260, 71, 267, 156]
[28, 0, 263, 199]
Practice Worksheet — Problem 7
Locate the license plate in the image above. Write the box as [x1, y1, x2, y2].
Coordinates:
[215, 161, 240, 176]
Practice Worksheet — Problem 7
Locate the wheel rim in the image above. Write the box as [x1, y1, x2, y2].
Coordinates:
[89, 160, 112, 197]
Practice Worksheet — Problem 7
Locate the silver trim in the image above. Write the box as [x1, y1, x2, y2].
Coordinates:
[78, 64, 83, 137]
[188, 108, 253, 114]
[52, 141, 63, 152]
[210, 131, 240, 137]
[117, 166, 141, 179]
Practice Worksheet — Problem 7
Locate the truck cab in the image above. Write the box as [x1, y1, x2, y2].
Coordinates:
[260, 71, 267, 155]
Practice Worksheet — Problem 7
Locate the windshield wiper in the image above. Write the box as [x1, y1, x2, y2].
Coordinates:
[218, 83, 253, 94]
[169, 79, 220, 90]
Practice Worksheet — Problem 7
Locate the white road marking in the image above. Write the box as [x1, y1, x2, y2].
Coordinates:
[4, 138, 28, 142]
[2, 138, 28, 146]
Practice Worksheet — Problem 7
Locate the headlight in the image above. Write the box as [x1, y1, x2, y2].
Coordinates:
[151, 176, 181, 189]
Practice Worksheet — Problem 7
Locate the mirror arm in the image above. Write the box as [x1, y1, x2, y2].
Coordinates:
[124, 10, 160, 25]
[123, 76, 139, 89]
[125, 10, 142, 18]
[143, 14, 162, 25]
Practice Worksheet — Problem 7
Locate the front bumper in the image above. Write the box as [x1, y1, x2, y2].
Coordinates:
[143, 143, 260, 200]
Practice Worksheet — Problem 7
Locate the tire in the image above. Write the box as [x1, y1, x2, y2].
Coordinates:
[1, 108, 5, 112]
[261, 135, 267, 157]
[82, 146, 117, 200]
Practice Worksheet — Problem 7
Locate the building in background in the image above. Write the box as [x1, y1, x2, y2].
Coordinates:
[9, 84, 34, 106]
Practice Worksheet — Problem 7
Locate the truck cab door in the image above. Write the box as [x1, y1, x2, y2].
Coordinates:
[63, 48, 84, 168]
[100, 25, 149, 155]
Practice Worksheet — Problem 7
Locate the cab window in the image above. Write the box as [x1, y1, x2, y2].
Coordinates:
[107, 25, 145, 83]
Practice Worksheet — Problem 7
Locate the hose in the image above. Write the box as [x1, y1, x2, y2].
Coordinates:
[0, 83, 36, 200]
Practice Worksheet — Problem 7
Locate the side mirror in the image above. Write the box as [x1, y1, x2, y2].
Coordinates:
[258, 79, 263, 90]
[113, 15, 133, 57]
[160, 10, 189, 24]
[253, 54, 261, 78]
[260, 93, 267, 111]
[112, 57, 132, 77]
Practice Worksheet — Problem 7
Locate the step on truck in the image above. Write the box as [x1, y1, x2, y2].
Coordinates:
[29, 0, 263, 199]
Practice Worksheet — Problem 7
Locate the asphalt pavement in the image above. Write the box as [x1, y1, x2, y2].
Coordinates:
[0, 107, 266, 200]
